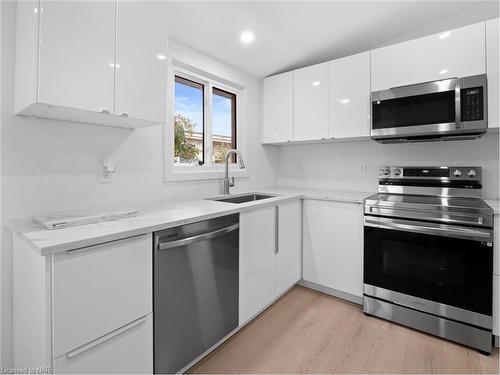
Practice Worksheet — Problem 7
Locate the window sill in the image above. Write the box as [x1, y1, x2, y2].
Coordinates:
[165, 166, 248, 182]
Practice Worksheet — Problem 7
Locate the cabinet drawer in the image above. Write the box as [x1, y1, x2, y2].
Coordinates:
[53, 234, 152, 357]
[54, 314, 152, 374]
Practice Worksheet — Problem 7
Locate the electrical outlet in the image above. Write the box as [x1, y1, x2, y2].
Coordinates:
[99, 160, 116, 183]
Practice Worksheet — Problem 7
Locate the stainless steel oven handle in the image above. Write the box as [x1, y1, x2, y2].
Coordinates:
[366, 206, 485, 225]
[364, 217, 492, 241]
[157, 223, 239, 250]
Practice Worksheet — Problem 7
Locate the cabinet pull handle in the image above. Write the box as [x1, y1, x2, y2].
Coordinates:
[275, 206, 279, 254]
[99, 108, 110, 115]
[156, 223, 239, 250]
[119, 112, 129, 118]
[66, 316, 149, 359]
[66, 234, 147, 255]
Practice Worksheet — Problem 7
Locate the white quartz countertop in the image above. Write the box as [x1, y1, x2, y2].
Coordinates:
[485, 200, 500, 215]
[8, 187, 374, 256]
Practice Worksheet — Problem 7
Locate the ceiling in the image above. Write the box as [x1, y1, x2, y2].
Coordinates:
[164, 1, 499, 78]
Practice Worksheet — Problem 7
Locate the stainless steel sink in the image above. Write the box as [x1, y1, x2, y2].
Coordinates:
[208, 193, 276, 204]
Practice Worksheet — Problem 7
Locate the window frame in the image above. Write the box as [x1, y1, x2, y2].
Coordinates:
[165, 62, 247, 182]
[174, 75, 205, 166]
[212, 86, 237, 164]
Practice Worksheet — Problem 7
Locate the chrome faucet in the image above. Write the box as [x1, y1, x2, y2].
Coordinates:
[223, 149, 245, 195]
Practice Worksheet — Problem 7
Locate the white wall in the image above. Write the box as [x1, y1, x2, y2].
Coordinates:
[0, 1, 277, 367]
[275, 134, 499, 199]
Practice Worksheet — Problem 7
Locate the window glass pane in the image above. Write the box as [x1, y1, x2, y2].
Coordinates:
[174, 76, 204, 165]
[212, 88, 236, 163]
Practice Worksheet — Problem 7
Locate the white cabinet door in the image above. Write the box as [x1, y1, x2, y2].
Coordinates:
[37, 1, 115, 113]
[263, 72, 294, 143]
[239, 206, 276, 325]
[494, 214, 499, 276]
[487, 18, 499, 129]
[303, 199, 363, 297]
[293, 62, 329, 141]
[52, 235, 152, 358]
[371, 22, 486, 91]
[54, 314, 153, 374]
[329, 52, 370, 138]
[494, 275, 499, 336]
[275, 200, 301, 296]
[115, 1, 168, 123]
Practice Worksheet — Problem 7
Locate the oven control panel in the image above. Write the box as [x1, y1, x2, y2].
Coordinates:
[461, 87, 484, 122]
[378, 166, 482, 181]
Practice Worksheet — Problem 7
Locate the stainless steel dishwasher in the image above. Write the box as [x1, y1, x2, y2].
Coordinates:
[153, 214, 239, 374]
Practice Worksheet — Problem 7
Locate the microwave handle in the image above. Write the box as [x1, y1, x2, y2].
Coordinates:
[389, 77, 458, 90]
[454, 80, 462, 129]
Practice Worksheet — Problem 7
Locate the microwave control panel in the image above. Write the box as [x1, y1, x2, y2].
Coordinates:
[461, 86, 484, 122]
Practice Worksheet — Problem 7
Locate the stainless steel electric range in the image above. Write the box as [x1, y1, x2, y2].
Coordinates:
[363, 166, 494, 353]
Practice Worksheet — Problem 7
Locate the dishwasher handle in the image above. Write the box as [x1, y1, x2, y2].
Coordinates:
[156, 223, 239, 250]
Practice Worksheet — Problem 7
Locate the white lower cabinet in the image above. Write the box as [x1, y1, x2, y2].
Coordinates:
[239, 199, 302, 325]
[13, 233, 153, 373]
[54, 314, 153, 374]
[239, 206, 277, 324]
[494, 275, 499, 336]
[276, 200, 302, 296]
[302, 199, 364, 298]
[53, 234, 152, 358]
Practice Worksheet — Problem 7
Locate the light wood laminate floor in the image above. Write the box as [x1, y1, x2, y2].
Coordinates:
[188, 286, 499, 374]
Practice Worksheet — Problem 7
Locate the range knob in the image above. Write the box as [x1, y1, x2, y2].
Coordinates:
[393, 168, 402, 176]
[379, 168, 390, 176]
[453, 169, 462, 177]
[467, 169, 477, 177]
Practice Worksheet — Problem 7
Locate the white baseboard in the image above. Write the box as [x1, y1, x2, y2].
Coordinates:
[298, 280, 363, 305]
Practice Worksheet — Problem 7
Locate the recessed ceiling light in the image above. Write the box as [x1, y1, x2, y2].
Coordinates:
[157, 54, 166, 60]
[240, 30, 255, 44]
[439, 31, 451, 39]
[340, 98, 350, 104]
[439, 69, 448, 75]
[109, 63, 120, 68]
[312, 81, 321, 87]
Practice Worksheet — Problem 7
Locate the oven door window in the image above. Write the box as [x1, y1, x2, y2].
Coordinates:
[372, 90, 456, 129]
[364, 226, 492, 315]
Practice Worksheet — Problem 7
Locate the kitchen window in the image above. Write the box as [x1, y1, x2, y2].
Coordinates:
[173, 73, 237, 167]
[165, 63, 245, 182]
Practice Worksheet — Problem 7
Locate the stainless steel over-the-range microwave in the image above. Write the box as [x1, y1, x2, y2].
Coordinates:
[371, 74, 488, 143]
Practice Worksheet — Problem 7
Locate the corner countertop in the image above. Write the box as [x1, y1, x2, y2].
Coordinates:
[485, 200, 500, 215]
[7, 187, 374, 256]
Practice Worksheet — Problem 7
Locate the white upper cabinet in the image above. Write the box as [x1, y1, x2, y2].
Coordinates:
[293, 62, 329, 141]
[371, 22, 486, 92]
[115, 1, 168, 124]
[329, 51, 370, 138]
[37, 1, 115, 114]
[262, 72, 294, 143]
[487, 18, 499, 129]
[15, 1, 166, 129]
